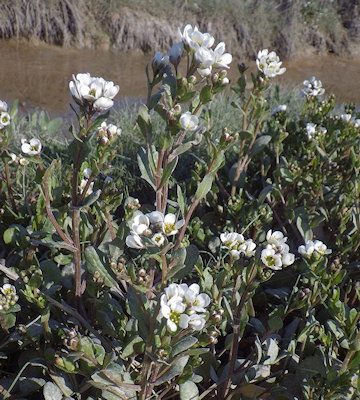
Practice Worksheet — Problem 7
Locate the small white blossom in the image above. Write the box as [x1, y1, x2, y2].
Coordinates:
[302, 76, 325, 96]
[162, 213, 185, 236]
[261, 247, 283, 270]
[195, 47, 215, 71]
[126, 234, 145, 249]
[19, 158, 29, 166]
[220, 232, 256, 258]
[151, 232, 165, 247]
[79, 178, 94, 195]
[272, 104, 287, 115]
[0, 284, 19, 311]
[180, 112, 199, 131]
[179, 24, 214, 52]
[213, 42, 232, 69]
[0, 112, 11, 129]
[131, 213, 151, 236]
[298, 239, 332, 258]
[306, 123, 317, 139]
[340, 113, 352, 122]
[8, 153, 17, 164]
[21, 138, 42, 156]
[256, 49, 286, 78]
[0, 100, 8, 112]
[83, 168, 92, 179]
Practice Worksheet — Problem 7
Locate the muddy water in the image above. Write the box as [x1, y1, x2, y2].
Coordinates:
[0, 40, 359, 116]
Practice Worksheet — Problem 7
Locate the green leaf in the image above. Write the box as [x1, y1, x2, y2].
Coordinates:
[200, 85, 212, 104]
[179, 381, 199, 400]
[296, 215, 313, 242]
[268, 316, 283, 331]
[122, 336, 144, 358]
[159, 156, 178, 188]
[43, 382, 63, 400]
[127, 286, 149, 339]
[154, 355, 189, 385]
[84, 247, 122, 295]
[258, 185, 273, 204]
[81, 190, 101, 208]
[177, 185, 185, 217]
[171, 336, 198, 357]
[238, 130, 253, 140]
[250, 135, 271, 156]
[137, 148, 156, 190]
[194, 174, 213, 200]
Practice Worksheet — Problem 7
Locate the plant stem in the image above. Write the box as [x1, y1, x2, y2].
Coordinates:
[4, 161, 17, 211]
[219, 263, 257, 399]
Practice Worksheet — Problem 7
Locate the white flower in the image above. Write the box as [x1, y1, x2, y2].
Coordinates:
[313, 240, 332, 255]
[83, 168, 92, 179]
[179, 313, 206, 331]
[126, 233, 145, 249]
[179, 24, 214, 52]
[298, 240, 331, 258]
[69, 73, 119, 111]
[302, 76, 325, 96]
[282, 252, 295, 266]
[151, 232, 165, 247]
[256, 49, 286, 78]
[131, 213, 151, 235]
[1, 284, 16, 296]
[340, 113, 352, 122]
[220, 232, 244, 250]
[21, 138, 42, 156]
[8, 153, 17, 164]
[298, 241, 315, 257]
[266, 230, 287, 247]
[98, 122, 121, 142]
[306, 122, 317, 139]
[213, 42, 232, 69]
[261, 247, 283, 270]
[0, 100, 8, 112]
[79, 178, 94, 195]
[19, 158, 29, 166]
[162, 213, 185, 236]
[0, 112, 11, 129]
[180, 112, 199, 131]
[272, 104, 287, 115]
[195, 47, 215, 69]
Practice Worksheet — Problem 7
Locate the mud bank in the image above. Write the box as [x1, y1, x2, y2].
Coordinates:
[0, 0, 359, 59]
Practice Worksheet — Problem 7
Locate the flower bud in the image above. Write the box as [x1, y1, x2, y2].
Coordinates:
[168, 42, 184, 68]
[139, 268, 147, 277]
[188, 75, 197, 84]
[209, 336, 218, 345]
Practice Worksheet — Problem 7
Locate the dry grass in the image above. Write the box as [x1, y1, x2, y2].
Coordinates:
[0, 0, 358, 58]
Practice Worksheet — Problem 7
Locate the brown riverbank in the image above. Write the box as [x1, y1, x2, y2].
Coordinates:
[0, 0, 360, 60]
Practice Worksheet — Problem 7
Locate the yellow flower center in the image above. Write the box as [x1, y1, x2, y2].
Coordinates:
[164, 222, 176, 235]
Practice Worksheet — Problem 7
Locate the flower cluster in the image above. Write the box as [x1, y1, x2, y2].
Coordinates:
[21, 138, 42, 156]
[220, 232, 256, 260]
[340, 113, 360, 128]
[178, 24, 232, 79]
[261, 230, 294, 270]
[302, 76, 325, 97]
[256, 49, 286, 78]
[0, 100, 11, 130]
[97, 121, 121, 145]
[160, 283, 210, 332]
[126, 211, 185, 249]
[298, 240, 332, 259]
[69, 73, 119, 112]
[0, 284, 19, 311]
[306, 122, 327, 139]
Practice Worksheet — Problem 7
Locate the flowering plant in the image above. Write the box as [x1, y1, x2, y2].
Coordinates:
[0, 22, 359, 400]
